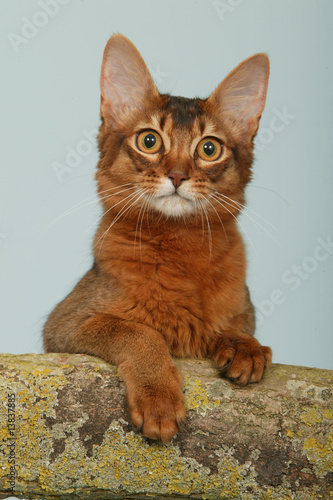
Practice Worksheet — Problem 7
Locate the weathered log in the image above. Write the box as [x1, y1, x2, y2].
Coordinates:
[0, 353, 332, 499]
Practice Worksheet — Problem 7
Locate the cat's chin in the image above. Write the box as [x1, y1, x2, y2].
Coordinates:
[151, 193, 196, 219]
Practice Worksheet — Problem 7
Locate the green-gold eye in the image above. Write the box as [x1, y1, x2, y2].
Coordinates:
[137, 130, 162, 154]
[197, 138, 223, 161]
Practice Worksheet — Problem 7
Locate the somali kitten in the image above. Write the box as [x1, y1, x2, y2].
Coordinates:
[43, 34, 272, 442]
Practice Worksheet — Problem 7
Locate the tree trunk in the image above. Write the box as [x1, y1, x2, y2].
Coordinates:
[0, 353, 332, 499]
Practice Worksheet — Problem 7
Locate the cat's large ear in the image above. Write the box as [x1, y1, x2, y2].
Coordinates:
[208, 54, 269, 141]
[100, 34, 159, 126]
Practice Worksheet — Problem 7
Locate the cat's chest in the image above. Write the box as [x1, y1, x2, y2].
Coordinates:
[101, 227, 246, 356]
[120, 255, 207, 317]
[108, 247, 230, 356]
[121, 261, 215, 356]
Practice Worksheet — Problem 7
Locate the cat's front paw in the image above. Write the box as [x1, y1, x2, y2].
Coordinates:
[212, 334, 272, 386]
[126, 370, 186, 442]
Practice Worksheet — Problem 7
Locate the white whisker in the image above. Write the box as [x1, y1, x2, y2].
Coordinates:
[212, 191, 282, 246]
[196, 197, 206, 245]
[96, 189, 147, 253]
[46, 183, 136, 230]
[197, 197, 212, 259]
[210, 193, 256, 251]
[139, 197, 149, 261]
[134, 192, 150, 258]
[106, 189, 147, 230]
[145, 193, 153, 237]
[200, 194, 228, 243]
[84, 186, 140, 235]
[214, 191, 280, 231]
[249, 184, 290, 206]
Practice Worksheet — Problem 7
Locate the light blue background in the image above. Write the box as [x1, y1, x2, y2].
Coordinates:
[1, 0, 332, 380]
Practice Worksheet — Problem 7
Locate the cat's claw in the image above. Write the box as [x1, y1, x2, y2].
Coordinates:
[213, 335, 272, 386]
[128, 384, 186, 442]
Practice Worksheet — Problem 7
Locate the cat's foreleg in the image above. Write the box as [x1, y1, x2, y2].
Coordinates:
[51, 314, 186, 442]
[210, 308, 272, 386]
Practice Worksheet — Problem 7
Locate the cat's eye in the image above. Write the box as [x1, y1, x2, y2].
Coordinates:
[137, 130, 162, 154]
[197, 138, 223, 161]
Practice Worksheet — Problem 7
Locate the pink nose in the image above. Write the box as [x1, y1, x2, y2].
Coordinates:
[167, 171, 189, 189]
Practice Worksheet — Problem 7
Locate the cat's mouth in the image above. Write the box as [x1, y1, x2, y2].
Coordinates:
[152, 191, 196, 218]
[161, 191, 192, 201]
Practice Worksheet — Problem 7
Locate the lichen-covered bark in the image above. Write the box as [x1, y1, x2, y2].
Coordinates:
[0, 354, 332, 499]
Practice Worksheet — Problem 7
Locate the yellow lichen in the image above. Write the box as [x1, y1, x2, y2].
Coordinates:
[323, 408, 333, 420]
[1, 354, 332, 499]
[301, 406, 324, 426]
[303, 429, 333, 478]
[183, 376, 220, 414]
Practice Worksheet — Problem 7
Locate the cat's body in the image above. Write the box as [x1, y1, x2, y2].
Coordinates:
[44, 35, 272, 442]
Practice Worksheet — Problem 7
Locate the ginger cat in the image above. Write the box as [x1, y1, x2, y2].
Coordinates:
[43, 34, 272, 442]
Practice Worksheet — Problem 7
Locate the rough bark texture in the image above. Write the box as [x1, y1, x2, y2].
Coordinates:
[0, 354, 332, 500]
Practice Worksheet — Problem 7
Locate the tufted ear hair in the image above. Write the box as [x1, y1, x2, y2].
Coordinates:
[100, 34, 159, 126]
[207, 53, 269, 140]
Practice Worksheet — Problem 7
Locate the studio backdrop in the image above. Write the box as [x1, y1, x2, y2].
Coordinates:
[1, 0, 332, 371]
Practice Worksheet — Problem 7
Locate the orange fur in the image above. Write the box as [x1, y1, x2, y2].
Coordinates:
[43, 34, 272, 442]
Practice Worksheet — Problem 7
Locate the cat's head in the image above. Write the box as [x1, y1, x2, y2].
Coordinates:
[96, 34, 269, 222]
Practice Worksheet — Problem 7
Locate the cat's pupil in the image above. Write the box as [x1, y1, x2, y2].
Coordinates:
[144, 133, 156, 149]
[203, 141, 215, 156]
